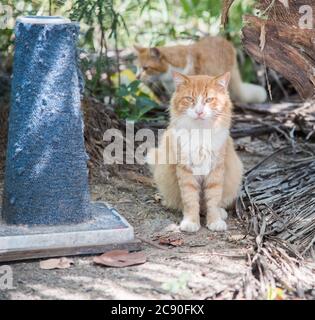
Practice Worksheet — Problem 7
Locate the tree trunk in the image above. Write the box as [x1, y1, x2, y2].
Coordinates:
[222, 0, 315, 99]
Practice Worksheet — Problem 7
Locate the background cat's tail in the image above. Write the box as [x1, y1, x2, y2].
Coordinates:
[229, 63, 267, 104]
[146, 148, 182, 210]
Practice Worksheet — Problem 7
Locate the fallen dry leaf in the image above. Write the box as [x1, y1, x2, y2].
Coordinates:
[39, 257, 74, 270]
[93, 250, 146, 268]
[158, 235, 184, 247]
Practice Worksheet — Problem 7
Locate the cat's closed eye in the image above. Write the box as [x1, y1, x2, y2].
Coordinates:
[205, 97, 214, 103]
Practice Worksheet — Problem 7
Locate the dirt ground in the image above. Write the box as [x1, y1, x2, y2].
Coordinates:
[0, 136, 293, 300]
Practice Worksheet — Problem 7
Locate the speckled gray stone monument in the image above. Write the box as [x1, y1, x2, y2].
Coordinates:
[0, 16, 137, 262]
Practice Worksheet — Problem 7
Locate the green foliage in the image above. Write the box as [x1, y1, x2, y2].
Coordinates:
[70, 0, 128, 49]
[136, 0, 256, 47]
[115, 80, 159, 121]
[0, 0, 259, 121]
[79, 53, 115, 98]
[223, 0, 256, 44]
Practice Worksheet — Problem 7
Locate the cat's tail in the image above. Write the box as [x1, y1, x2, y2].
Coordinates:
[229, 63, 267, 104]
[146, 148, 182, 210]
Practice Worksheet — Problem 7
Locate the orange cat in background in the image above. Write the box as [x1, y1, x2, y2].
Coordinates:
[147, 71, 243, 232]
[135, 36, 267, 104]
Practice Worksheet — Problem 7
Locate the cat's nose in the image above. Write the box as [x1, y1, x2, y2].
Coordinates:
[196, 111, 205, 117]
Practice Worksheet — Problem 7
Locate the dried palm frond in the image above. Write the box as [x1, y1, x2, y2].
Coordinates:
[237, 145, 315, 256]
[236, 144, 315, 298]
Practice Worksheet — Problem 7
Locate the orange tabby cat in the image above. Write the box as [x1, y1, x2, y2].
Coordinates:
[147, 71, 243, 232]
[135, 36, 266, 104]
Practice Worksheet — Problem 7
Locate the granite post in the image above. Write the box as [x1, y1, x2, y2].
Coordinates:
[0, 16, 137, 262]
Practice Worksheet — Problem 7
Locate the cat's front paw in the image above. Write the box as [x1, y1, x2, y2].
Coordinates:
[207, 219, 227, 232]
[180, 219, 200, 233]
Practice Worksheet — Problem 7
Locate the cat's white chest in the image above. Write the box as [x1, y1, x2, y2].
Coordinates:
[172, 124, 228, 176]
[186, 133, 213, 176]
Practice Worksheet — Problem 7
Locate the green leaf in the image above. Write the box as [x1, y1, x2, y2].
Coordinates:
[116, 84, 129, 97]
[128, 80, 141, 93]
[136, 96, 159, 109]
[180, 0, 192, 14]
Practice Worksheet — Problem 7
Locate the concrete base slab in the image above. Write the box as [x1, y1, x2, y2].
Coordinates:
[0, 202, 140, 262]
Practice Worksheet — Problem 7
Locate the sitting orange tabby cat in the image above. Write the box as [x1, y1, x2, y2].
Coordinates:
[135, 36, 266, 104]
[147, 71, 243, 232]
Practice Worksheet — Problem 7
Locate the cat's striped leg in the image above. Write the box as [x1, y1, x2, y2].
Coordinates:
[176, 165, 201, 233]
[204, 161, 227, 232]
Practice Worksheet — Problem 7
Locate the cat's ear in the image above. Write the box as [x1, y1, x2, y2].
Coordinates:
[133, 45, 146, 53]
[172, 71, 189, 87]
[149, 47, 161, 59]
[215, 72, 231, 90]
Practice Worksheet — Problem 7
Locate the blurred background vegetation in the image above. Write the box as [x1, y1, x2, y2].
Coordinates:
[0, 0, 265, 121]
